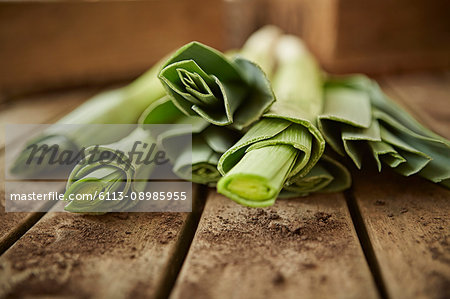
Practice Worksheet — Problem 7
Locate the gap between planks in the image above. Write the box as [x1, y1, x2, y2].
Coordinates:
[342, 72, 450, 299]
[0, 89, 96, 254]
[170, 190, 379, 299]
[344, 188, 389, 299]
[1, 72, 448, 298]
[0, 185, 208, 299]
[0, 85, 210, 298]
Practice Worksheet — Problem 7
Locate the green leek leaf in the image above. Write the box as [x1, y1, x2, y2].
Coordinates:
[142, 97, 241, 185]
[281, 154, 351, 196]
[158, 42, 275, 129]
[319, 75, 450, 186]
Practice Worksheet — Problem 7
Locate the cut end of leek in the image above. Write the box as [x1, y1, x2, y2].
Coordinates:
[191, 163, 222, 186]
[217, 174, 277, 208]
[64, 180, 106, 213]
[64, 169, 127, 213]
[217, 144, 298, 207]
[222, 174, 275, 201]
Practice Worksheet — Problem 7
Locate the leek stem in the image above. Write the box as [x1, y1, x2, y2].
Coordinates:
[11, 59, 166, 177]
[218, 34, 325, 206]
[218, 145, 298, 207]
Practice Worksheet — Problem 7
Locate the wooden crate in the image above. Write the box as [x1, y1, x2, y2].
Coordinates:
[303, 0, 450, 74]
[0, 0, 226, 98]
[264, 0, 450, 74]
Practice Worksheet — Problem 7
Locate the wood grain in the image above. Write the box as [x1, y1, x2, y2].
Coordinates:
[352, 171, 450, 299]
[0, 89, 90, 253]
[170, 191, 378, 299]
[0, 155, 41, 254]
[0, 186, 204, 298]
[380, 73, 450, 139]
[350, 72, 450, 299]
[0, 86, 206, 296]
[0, 0, 225, 98]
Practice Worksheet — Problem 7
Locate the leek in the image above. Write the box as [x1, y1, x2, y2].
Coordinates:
[217, 36, 326, 207]
[239, 25, 283, 77]
[11, 59, 166, 177]
[141, 97, 240, 185]
[158, 42, 275, 129]
[64, 126, 157, 213]
[318, 75, 450, 187]
[281, 154, 351, 197]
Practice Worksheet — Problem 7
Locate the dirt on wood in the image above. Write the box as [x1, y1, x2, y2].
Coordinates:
[0, 212, 186, 298]
[354, 169, 450, 299]
[172, 192, 377, 299]
[201, 208, 347, 254]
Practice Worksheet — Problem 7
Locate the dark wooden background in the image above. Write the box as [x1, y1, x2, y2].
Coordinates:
[1, 0, 449, 99]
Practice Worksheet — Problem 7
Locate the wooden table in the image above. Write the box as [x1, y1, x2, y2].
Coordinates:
[0, 72, 449, 299]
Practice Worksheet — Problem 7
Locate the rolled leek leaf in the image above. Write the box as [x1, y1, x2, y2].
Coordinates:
[217, 36, 326, 207]
[158, 42, 275, 129]
[141, 97, 241, 185]
[162, 124, 240, 186]
[64, 127, 157, 213]
[11, 59, 166, 177]
[318, 75, 450, 187]
[281, 154, 351, 197]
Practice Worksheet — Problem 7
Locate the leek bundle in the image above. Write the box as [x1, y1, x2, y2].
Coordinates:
[318, 75, 450, 187]
[64, 126, 157, 213]
[158, 42, 275, 129]
[11, 60, 166, 177]
[217, 36, 326, 207]
[141, 97, 241, 186]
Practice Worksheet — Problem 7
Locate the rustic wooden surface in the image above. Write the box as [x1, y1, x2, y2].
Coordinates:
[351, 170, 450, 299]
[0, 186, 205, 298]
[0, 89, 93, 253]
[0, 71, 449, 298]
[348, 73, 450, 299]
[170, 192, 378, 299]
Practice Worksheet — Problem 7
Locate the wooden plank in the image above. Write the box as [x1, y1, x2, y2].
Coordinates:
[0, 88, 96, 149]
[352, 171, 450, 299]
[350, 72, 450, 299]
[380, 72, 450, 139]
[0, 186, 205, 298]
[170, 191, 378, 299]
[0, 0, 225, 98]
[0, 90, 91, 252]
[0, 153, 65, 254]
[0, 155, 46, 254]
